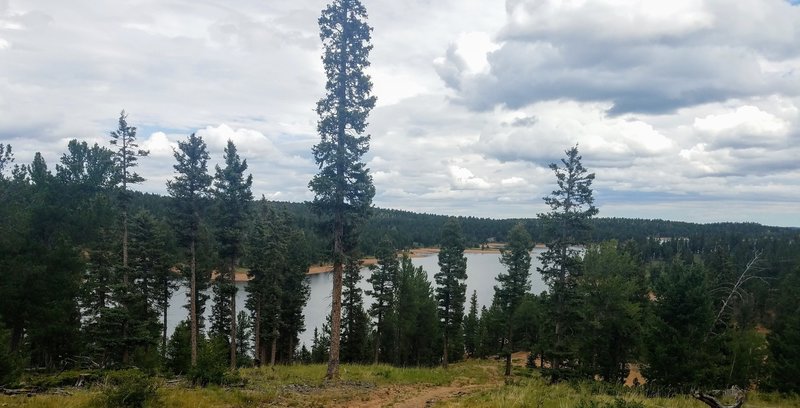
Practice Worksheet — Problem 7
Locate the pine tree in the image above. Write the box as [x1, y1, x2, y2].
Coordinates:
[212, 140, 253, 369]
[277, 226, 311, 363]
[108, 110, 148, 283]
[395, 253, 441, 366]
[341, 256, 369, 363]
[575, 241, 643, 382]
[167, 133, 213, 366]
[643, 261, 716, 390]
[463, 290, 479, 358]
[767, 266, 800, 393]
[537, 144, 597, 380]
[435, 218, 468, 368]
[310, 0, 377, 380]
[129, 210, 177, 359]
[246, 206, 286, 366]
[366, 236, 398, 363]
[495, 223, 533, 375]
[0, 143, 13, 178]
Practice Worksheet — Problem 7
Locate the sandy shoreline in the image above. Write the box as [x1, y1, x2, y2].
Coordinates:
[230, 244, 527, 282]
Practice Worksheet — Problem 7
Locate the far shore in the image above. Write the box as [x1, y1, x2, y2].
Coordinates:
[229, 242, 546, 282]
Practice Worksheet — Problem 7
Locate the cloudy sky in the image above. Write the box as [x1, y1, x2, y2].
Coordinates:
[2, 0, 799, 227]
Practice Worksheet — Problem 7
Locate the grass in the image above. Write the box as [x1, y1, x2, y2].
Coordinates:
[1, 361, 798, 407]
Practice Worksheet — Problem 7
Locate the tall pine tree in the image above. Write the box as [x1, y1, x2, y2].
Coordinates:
[167, 133, 212, 366]
[212, 140, 252, 369]
[108, 110, 148, 283]
[435, 218, 468, 368]
[538, 144, 597, 380]
[309, 0, 377, 380]
[495, 223, 533, 375]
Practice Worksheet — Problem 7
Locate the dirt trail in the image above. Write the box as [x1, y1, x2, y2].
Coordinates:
[344, 364, 501, 408]
[345, 383, 492, 408]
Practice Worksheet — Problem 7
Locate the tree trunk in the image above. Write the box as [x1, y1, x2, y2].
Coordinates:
[122, 209, 128, 281]
[229, 261, 237, 370]
[162, 287, 168, 358]
[693, 387, 745, 408]
[270, 333, 278, 366]
[373, 315, 381, 365]
[326, 256, 343, 380]
[288, 337, 295, 365]
[190, 239, 198, 366]
[505, 325, 513, 376]
[442, 332, 449, 369]
[254, 300, 261, 366]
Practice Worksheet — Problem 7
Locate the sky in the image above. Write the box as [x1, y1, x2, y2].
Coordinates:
[1, 0, 799, 227]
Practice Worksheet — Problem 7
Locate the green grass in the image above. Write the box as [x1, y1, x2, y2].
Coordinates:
[1, 361, 798, 408]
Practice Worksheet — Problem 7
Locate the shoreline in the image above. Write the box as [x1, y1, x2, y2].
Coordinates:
[231, 244, 539, 282]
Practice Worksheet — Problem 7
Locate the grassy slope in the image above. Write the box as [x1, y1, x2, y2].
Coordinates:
[1, 361, 797, 407]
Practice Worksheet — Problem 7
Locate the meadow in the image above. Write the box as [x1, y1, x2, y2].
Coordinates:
[2, 359, 797, 408]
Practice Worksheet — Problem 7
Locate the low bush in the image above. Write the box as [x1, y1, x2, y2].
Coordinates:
[96, 369, 160, 408]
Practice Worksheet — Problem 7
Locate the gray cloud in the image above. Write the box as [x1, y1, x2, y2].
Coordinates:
[443, 0, 800, 114]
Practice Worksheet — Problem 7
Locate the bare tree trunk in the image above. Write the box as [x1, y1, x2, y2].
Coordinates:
[693, 387, 745, 408]
[190, 239, 198, 366]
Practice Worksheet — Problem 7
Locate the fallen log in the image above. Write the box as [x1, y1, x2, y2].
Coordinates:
[693, 386, 745, 408]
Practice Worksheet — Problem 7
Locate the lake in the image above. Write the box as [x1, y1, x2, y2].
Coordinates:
[166, 248, 548, 350]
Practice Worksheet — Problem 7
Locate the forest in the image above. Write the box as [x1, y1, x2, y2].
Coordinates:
[2, 0, 800, 407]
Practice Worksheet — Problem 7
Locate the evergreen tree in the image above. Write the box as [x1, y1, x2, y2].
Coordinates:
[277, 226, 311, 363]
[767, 266, 800, 393]
[246, 205, 286, 366]
[395, 253, 440, 366]
[341, 257, 369, 363]
[537, 144, 597, 380]
[643, 261, 716, 390]
[212, 140, 252, 369]
[108, 111, 149, 365]
[129, 210, 178, 357]
[575, 241, 643, 383]
[0, 143, 13, 178]
[167, 133, 213, 366]
[495, 223, 533, 375]
[108, 110, 148, 282]
[236, 310, 253, 366]
[463, 290, 479, 359]
[435, 219, 468, 368]
[309, 0, 377, 380]
[366, 236, 398, 364]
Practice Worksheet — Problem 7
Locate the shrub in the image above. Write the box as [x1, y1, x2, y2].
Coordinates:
[97, 369, 161, 408]
[576, 398, 645, 408]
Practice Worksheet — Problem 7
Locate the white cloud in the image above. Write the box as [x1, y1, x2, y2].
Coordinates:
[449, 165, 491, 190]
[1, 0, 800, 226]
[142, 131, 175, 158]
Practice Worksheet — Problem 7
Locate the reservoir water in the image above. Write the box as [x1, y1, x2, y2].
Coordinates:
[166, 248, 548, 351]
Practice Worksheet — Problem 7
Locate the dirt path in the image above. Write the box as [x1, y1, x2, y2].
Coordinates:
[345, 383, 492, 408]
[344, 363, 501, 408]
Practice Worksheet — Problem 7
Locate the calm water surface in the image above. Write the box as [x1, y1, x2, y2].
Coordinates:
[166, 249, 547, 350]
